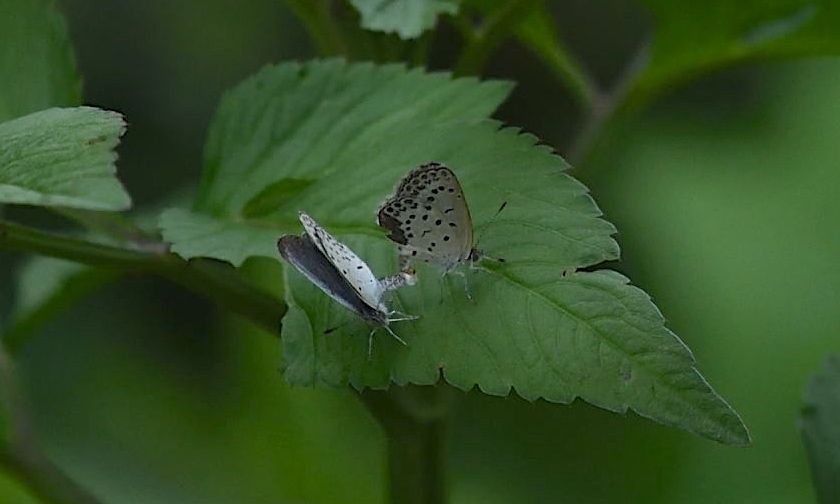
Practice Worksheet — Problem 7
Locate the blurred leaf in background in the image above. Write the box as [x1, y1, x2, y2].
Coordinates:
[801, 355, 840, 504]
[631, 0, 840, 106]
[584, 58, 840, 503]
[348, 0, 460, 39]
[0, 0, 80, 121]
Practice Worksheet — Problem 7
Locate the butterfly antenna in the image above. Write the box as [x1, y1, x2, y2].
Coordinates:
[474, 200, 508, 265]
[478, 201, 507, 237]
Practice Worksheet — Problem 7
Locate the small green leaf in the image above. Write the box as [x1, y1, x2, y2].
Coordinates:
[801, 355, 840, 503]
[0, 107, 131, 211]
[348, 0, 460, 39]
[3, 257, 120, 353]
[632, 1, 840, 106]
[0, 0, 80, 121]
[164, 60, 748, 444]
[160, 208, 280, 267]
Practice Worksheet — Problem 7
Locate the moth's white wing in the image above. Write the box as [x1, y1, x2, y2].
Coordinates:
[298, 212, 385, 308]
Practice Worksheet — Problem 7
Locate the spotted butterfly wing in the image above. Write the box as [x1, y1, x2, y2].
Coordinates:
[278, 214, 415, 350]
[298, 212, 385, 310]
[277, 233, 386, 325]
[378, 162, 476, 272]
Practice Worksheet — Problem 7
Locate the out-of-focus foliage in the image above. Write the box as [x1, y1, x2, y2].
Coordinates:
[633, 0, 840, 105]
[348, 0, 460, 39]
[585, 59, 840, 503]
[801, 355, 840, 504]
[0, 0, 80, 121]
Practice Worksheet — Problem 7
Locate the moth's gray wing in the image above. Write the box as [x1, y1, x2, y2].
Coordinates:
[277, 234, 384, 324]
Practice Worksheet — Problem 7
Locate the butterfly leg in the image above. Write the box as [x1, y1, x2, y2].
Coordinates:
[446, 269, 474, 302]
[387, 310, 419, 322]
[382, 324, 408, 346]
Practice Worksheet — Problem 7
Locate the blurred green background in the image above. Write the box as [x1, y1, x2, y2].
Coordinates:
[1, 1, 837, 502]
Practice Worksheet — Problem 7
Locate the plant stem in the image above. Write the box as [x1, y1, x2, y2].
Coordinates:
[360, 385, 456, 504]
[0, 348, 105, 504]
[565, 39, 650, 167]
[410, 31, 433, 68]
[531, 36, 598, 109]
[0, 444, 105, 504]
[0, 220, 285, 353]
[453, 0, 537, 77]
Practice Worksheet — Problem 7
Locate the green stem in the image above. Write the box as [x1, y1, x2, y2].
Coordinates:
[360, 385, 456, 504]
[0, 348, 105, 504]
[0, 443, 105, 504]
[565, 39, 650, 167]
[284, 0, 347, 56]
[532, 36, 598, 108]
[411, 31, 433, 68]
[453, 0, 537, 77]
[0, 220, 285, 353]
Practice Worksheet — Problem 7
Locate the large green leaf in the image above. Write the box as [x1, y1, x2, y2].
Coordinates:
[0, 107, 130, 210]
[633, 1, 840, 105]
[0, 0, 80, 122]
[801, 355, 840, 504]
[348, 0, 460, 39]
[161, 60, 749, 444]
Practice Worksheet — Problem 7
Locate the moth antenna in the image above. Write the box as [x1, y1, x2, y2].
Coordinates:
[387, 314, 419, 322]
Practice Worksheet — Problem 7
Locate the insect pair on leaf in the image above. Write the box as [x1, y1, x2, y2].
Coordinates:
[277, 162, 494, 354]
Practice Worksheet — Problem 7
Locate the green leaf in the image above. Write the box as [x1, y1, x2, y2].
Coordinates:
[2, 257, 120, 353]
[0, 107, 131, 211]
[160, 207, 281, 267]
[632, 1, 840, 106]
[348, 0, 460, 39]
[162, 59, 511, 265]
[801, 355, 840, 503]
[0, 0, 80, 122]
[163, 60, 748, 444]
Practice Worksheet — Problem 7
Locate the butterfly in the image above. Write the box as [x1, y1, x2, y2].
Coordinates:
[378, 162, 485, 273]
[277, 212, 415, 355]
